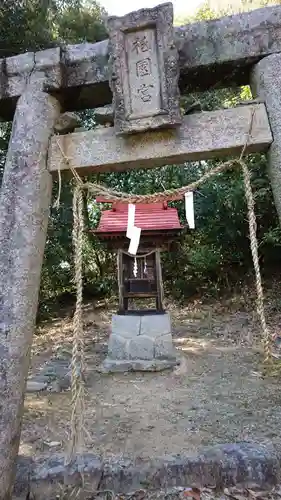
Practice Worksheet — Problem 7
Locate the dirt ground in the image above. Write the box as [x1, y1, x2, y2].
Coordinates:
[20, 290, 281, 462]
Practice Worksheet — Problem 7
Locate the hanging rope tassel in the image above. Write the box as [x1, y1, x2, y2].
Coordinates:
[144, 256, 147, 275]
[133, 256, 138, 277]
[66, 184, 86, 465]
[241, 160, 272, 369]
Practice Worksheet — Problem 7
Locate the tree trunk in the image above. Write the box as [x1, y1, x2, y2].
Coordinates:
[0, 85, 60, 499]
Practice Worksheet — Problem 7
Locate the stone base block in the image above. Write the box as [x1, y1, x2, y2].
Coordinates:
[15, 442, 281, 498]
[98, 358, 178, 373]
[101, 313, 177, 372]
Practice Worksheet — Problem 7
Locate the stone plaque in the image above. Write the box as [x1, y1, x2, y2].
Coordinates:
[106, 2, 182, 135]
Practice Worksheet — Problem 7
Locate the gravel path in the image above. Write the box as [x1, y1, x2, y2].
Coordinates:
[20, 301, 281, 460]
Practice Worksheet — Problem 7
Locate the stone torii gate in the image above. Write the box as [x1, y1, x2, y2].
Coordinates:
[0, 2, 281, 498]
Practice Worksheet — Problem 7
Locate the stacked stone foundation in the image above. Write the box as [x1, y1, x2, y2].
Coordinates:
[100, 313, 178, 372]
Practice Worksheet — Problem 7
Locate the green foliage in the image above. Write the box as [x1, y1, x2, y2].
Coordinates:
[1, 0, 281, 314]
[0, 0, 106, 56]
[0, 0, 108, 315]
[56, 2, 107, 43]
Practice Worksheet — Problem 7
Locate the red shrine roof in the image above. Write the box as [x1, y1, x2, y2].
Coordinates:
[94, 199, 182, 234]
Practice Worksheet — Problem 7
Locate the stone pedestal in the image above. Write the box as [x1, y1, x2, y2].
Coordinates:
[101, 313, 178, 372]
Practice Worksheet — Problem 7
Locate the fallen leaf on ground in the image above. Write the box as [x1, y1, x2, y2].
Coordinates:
[181, 487, 201, 500]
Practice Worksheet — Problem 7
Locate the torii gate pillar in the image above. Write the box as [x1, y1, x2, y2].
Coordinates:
[0, 84, 60, 499]
[251, 54, 281, 226]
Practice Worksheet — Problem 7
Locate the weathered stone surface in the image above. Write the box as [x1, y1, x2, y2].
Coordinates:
[108, 334, 129, 360]
[13, 442, 281, 498]
[98, 358, 177, 373]
[0, 86, 60, 499]
[112, 314, 141, 338]
[2, 48, 61, 110]
[154, 334, 176, 361]
[5, 52, 34, 76]
[49, 103, 272, 175]
[27, 356, 72, 393]
[4, 52, 36, 98]
[34, 47, 61, 90]
[106, 3, 181, 135]
[14, 454, 103, 499]
[251, 55, 281, 227]
[35, 47, 60, 67]
[102, 314, 176, 372]
[176, 5, 281, 88]
[141, 313, 171, 338]
[26, 381, 48, 393]
[128, 336, 154, 360]
[54, 111, 81, 133]
[94, 104, 114, 125]
[2, 5, 281, 119]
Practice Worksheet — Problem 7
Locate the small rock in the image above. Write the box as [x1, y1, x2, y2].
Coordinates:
[54, 112, 81, 134]
[94, 104, 114, 125]
[59, 375, 71, 390]
[48, 376, 71, 393]
[26, 380, 47, 392]
[48, 381, 61, 393]
[45, 441, 61, 448]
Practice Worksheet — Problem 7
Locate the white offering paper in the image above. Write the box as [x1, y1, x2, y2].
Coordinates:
[185, 192, 195, 229]
[126, 203, 136, 239]
[128, 226, 141, 255]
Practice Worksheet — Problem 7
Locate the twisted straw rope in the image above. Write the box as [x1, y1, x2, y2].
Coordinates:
[74, 159, 242, 203]
[66, 185, 86, 464]
[60, 106, 272, 463]
[241, 162, 272, 367]
[54, 138, 247, 205]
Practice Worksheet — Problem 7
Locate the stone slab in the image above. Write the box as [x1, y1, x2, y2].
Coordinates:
[13, 442, 281, 499]
[141, 313, 171, 338]
[103, 314, 176, 371]
[98, 358, 178, 373]
[106, 3, 181, 135]
[154, 334, 176, 360]
[128, 336, 155, 360]
[108, 334, 129, 360]
[112, 314, 141, 338]
[48, 103, 272, 175]
[2, 5, 281, 119]
[26, 381, 48, 393]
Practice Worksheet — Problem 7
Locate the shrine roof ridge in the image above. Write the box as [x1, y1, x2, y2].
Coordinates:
[1, 4, 281, 120]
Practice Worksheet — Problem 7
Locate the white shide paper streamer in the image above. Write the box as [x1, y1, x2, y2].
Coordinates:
[185, 192, 195, 229]
[126, 203, 141, 255]
[126, 204, 136, 239]
[128, 226, 141, 255]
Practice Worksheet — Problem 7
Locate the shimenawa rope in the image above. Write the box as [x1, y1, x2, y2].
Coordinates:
[66, 185, 86, 465]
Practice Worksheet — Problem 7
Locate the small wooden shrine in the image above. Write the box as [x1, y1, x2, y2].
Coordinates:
[92, 199, 183, 314]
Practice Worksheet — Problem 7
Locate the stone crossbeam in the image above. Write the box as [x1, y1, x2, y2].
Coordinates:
[1, 5, 281, 120]
[48, 104, 272, 175]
